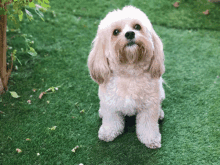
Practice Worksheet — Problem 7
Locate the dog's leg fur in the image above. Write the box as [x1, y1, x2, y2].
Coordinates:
[136, 103, 161, 149]
[98, 107, 124, 142]
[159, 77, 165, 120]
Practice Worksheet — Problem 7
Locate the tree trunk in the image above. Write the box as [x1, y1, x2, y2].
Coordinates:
[0, 2, 11, 94]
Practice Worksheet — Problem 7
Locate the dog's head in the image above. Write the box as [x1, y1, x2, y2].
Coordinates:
[88, 6, 165, 84]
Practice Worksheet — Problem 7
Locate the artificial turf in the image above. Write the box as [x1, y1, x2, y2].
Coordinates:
[0, 0, 220, 164]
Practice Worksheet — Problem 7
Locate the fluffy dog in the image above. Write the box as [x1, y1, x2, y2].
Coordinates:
[88, 6, 165, 149]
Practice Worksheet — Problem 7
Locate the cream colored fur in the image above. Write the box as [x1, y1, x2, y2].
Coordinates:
[88, 6, 165, 149]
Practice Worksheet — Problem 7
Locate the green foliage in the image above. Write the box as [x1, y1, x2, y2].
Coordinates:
[6, 30, 37, 66]
[0, 0, 50, 18]
[21, 34, 37, 56]
[0, 0, 50, 26]
[0, 0, 50, 67]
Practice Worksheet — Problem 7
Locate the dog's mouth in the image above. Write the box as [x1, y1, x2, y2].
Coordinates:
[126, 41, 136, 47]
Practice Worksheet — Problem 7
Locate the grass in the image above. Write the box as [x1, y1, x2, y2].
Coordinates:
[0, 0, 220, 164]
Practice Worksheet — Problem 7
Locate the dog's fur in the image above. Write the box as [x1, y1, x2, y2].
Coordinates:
[88, 6, 165, 148]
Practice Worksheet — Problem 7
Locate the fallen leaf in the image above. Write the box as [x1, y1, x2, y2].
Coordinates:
[49, 126, 57, 130]
[203, 10, 209, 15]
[7, 136, 12, 140]
[71, 145, 79, 153]
[10, 91, 20, 98]
[39, 92, 46, 99]
[173, 2, 179, 8]
[26, 138, 31, 141]
[27, 100, 31, 104]
[16, 148, 22, 153]
[45, 86, 60, 93]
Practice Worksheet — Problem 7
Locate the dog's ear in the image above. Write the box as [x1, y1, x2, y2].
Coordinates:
[87, 32, 111, 84]
[149, 29, 165, 78]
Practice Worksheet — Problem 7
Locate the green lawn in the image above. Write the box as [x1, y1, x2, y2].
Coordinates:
[1, 0, 220, 164]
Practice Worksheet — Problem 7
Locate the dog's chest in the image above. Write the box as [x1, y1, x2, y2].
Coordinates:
[99, 75, 154, 116]
[115, 76, 143, 99]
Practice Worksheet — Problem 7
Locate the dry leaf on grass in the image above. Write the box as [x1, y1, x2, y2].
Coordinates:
[27, 100, 31, 104]
[203, 10, 209, 15]
[173, 2, 179, 8]
[49, 126, 57, 130]
[71, 145, 79, 153]
[16, 148, 22, 153]
[39, 86, 61, 99]
[39, 92, 46, 99]
[80, 110, 85, 114]
[45, 86, 59, 93]
[26, 138, 31, 141]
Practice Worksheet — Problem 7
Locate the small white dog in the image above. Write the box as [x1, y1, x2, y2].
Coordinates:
[88, 6, 165, 149]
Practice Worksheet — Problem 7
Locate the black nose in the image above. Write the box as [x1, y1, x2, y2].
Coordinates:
[125, 31, 135, 40]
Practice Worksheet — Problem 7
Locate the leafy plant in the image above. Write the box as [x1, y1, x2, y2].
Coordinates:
[0, 0, 50, 91]
[0, 0, 50, 20]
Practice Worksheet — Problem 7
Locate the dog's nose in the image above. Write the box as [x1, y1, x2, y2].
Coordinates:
[125, 31, 135, 40]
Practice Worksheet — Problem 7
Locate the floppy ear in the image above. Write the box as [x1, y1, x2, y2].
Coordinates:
[149, 29, 165, 78]
[87, 33, 111, 84]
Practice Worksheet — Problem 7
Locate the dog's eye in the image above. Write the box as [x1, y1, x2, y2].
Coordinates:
[134, 24, 141, 30]
[113, 29, 120, 36]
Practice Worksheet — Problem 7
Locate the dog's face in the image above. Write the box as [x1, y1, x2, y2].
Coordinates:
[88, 6, 165, 84]
[110, 19, 154, 64]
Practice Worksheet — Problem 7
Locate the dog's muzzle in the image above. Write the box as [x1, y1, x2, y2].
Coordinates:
[126, 41, 136, 46]
[125, 31, 136, 46]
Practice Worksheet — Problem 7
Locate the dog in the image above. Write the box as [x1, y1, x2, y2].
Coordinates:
[87, 6, 165, 149]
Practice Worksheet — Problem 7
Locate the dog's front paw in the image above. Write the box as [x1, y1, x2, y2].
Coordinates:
[138, 132, 161, 149]
[98, 125, 122, 142]
[145, 133, 161, 149]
